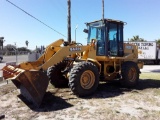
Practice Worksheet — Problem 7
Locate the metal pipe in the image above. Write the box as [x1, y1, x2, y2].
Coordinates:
[75, 25, 78, 42]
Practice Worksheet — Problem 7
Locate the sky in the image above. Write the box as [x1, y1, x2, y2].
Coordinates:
[0, 0, 160, 50]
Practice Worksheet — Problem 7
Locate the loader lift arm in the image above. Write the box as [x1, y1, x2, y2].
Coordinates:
[2, 39, 90, 106]
[16, 39, 89, 71]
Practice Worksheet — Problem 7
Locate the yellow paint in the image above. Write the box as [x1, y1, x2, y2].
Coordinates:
[3, 39, 143, 82]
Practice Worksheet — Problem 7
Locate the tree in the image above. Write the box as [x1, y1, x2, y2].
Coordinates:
[17, 47, 30, 52]
[25, 40, 29, 47]
[129, 35, 146, 42]
[155, 39, 160, 48]
[3, 44, 16, 55]
[155, 39, 160, 44]
[4, 44, 16, 51]
[3, 44, 31, 55]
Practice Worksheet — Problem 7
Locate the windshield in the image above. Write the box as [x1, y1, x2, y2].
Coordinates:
[87, 21, 106, 56]
[87, 21, 105, 44]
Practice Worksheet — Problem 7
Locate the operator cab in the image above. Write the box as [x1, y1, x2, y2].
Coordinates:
[85, 19, 125, 57]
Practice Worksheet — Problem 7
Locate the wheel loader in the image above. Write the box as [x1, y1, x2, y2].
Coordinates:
[2, 19, 143, 107]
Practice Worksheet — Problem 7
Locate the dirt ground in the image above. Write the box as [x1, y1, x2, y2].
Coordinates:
[0, 78, 160, 120]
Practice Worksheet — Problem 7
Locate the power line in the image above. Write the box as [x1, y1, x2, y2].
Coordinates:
[50, 0, 81, 28]
[6, 0, 67, 38]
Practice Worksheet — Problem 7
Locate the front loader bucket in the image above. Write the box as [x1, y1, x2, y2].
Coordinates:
[2, 65, 49, 107]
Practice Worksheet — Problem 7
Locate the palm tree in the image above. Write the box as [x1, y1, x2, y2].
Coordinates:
[129, 35, 146, 42]
[155, 39, 160, 44]
[155, 39, 160, 48]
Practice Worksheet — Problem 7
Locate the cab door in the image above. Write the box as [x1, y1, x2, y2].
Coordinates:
[108, 22, 124, 57]
[96, 26, 106, 56]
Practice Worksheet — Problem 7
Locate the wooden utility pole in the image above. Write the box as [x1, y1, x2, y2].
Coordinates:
[67, 0, 71, 43]
[102, 0, 104, 21]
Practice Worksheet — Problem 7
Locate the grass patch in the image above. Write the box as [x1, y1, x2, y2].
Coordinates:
[140, 73, 160, 80]
[137, 73, 160, 90]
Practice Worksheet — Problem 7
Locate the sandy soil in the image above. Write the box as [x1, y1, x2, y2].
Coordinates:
[0, 79, 160, 120]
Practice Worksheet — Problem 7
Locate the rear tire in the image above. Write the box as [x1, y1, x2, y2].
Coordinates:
[121, 61, 139, 87]
[69, 61, 99, 97]
[47, 61, 69, 88]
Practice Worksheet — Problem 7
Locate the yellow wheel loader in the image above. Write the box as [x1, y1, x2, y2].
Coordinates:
[2, 19, 143, 106]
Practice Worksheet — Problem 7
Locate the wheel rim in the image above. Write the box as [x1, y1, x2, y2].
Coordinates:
[80, 70, 95, 89]
[128, 67, 137, 82]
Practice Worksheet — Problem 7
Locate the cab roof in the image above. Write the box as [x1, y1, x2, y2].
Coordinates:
[86, 18, 126, 25]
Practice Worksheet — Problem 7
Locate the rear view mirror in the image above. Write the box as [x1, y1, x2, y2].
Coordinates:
[83, 29, 88, 33]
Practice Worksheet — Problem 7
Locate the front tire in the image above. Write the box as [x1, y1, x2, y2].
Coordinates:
[121, 61, 139, 87]
[69, 61, 99, 97]
[47, 61, 69, 88]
